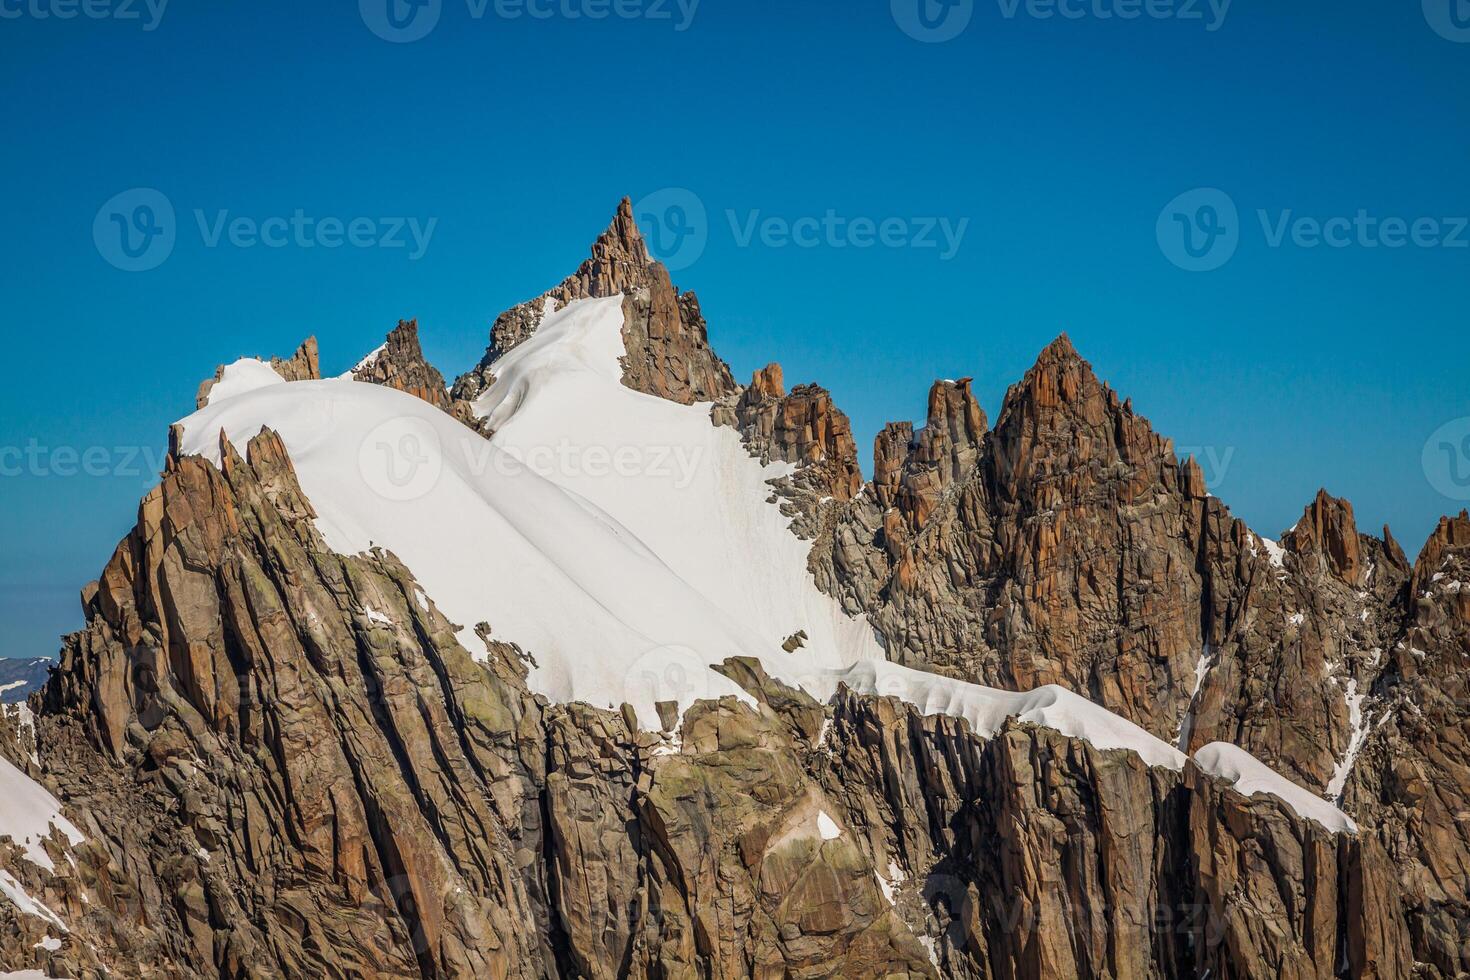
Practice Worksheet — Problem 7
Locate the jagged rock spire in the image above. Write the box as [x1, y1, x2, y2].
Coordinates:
[350, 319, 454, 413]
[727, 363, 863, 501]
[452, 198, 736, 410]
[1281, 489, 1364, 585]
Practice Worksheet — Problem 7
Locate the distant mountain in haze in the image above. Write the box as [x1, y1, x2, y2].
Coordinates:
[0, 657, 52, 704]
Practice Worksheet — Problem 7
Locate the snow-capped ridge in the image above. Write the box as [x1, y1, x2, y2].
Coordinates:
[1195, 742, 1357, 833]
[173, 292, 1354, 836]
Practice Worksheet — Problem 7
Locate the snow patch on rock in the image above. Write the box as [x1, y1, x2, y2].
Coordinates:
[1195, 742, 1357, 833]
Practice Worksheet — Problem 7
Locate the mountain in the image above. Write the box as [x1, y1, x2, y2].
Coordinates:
[0, 658, 53, 705]
[0, 199, 1463, 978]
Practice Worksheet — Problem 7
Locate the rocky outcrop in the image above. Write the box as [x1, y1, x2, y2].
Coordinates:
[196, 337, 320, 408]
[720, 363, 864, 503]
[0, 413, 1412, 979]
[452, 198, 735, 416]
[815, 689, 1413, 979]
[873, 379, 987, 530]
[806, 336, 1420, 803]
[1282, 489, 1367, 586]
[815, 336, 1211, 748]
[2, 428, 933, 978]
[1342, 511, 1470, 976]
[351, 319, 486, 432]
[351, 319, 452, 410]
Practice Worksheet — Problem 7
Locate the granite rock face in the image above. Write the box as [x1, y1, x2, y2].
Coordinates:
[0, 424, 1415, 976]
[350, 318, 488, 433]
[718, 363, 865, 504]
[805, 336, 1416, 797]
[351, 319, 453, 411]
[1341, 512, 1470, 976]
[1, 199, 1464, 979]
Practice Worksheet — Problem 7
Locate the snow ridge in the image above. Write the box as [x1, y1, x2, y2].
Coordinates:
[174, 294, 1354, 834]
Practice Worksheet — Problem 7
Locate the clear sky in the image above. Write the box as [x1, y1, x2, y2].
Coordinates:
[2, 0, 1467, 659]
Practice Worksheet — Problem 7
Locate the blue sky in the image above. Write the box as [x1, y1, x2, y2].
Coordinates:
[2, 0, 1467, 658]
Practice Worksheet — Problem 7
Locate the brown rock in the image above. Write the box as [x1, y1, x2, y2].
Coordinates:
[195, 336, 319, 408]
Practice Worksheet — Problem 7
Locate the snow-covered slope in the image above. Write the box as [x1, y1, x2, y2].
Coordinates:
[1194, 742, 1357, 833]
[175, 294, 1354, 833]
[200, 358, 286, 406]
[470, 296, 885, 673]
[820, 660, 1188, 770]
[0, 755, 82, 872]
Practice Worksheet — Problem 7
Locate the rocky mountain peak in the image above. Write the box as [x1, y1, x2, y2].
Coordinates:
[1412, 509, 1470, 601]
[727, 365, 863, 501]
[999, 331, 1101, 421]
[749, 362, 785, 399]
[866, 378, 988, 530]
[1281, 488, 1365, 585]
[564, 195, 653, 299]
[452, 198, 735, 411]
[195, 336, 320, 408]
[350, 319, 454, 412]
[270, 336, 320, 382]
[987, 334, 1173, 513]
